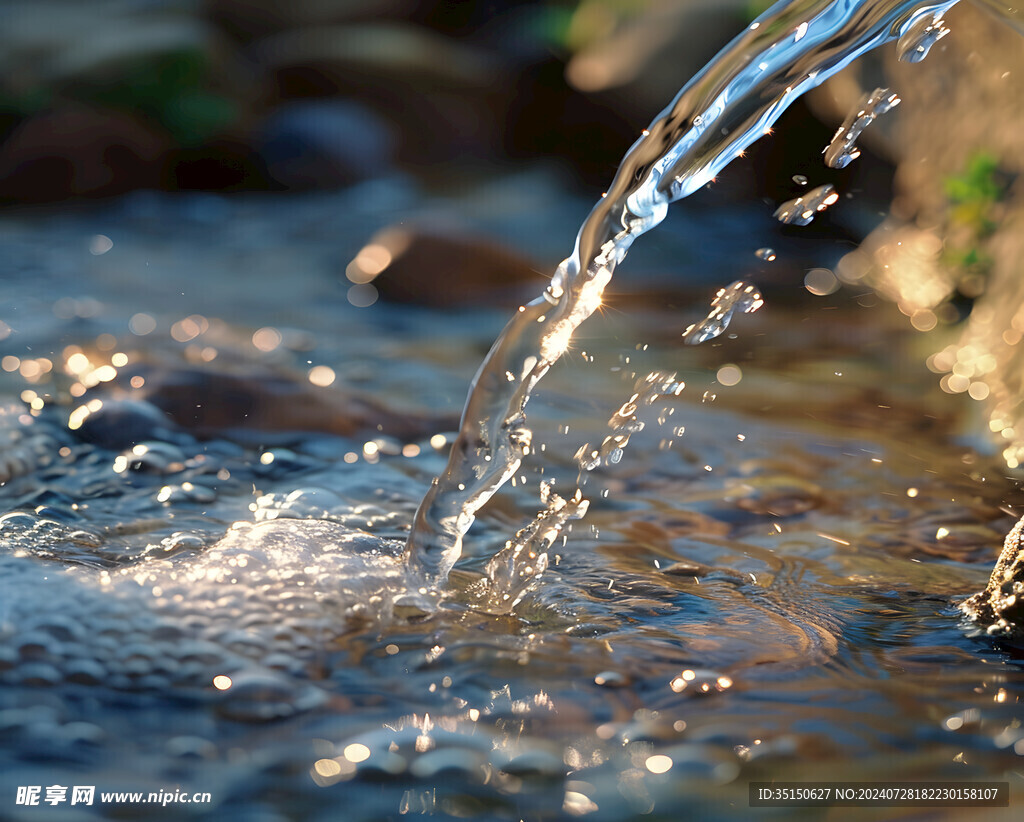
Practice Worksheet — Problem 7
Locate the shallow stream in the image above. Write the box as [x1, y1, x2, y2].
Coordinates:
[1, 174, 1022, 820]
[3, 2, 1024, 820]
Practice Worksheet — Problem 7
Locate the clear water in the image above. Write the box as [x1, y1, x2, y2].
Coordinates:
[1, 1, 1023, 820]
[406, 0, 965, 580]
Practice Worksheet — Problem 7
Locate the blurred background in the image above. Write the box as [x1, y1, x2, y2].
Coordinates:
[0, 0, 830, 203]
[1, 0, 1022, 462]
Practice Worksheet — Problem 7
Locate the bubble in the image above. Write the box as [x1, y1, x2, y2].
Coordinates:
[669, 669, 733, 694]
[594, 671, 629, 687]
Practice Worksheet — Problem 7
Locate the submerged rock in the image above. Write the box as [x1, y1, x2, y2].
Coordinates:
[0, 104, 169, 202]
[84, 352, 452, 441]
[255, 99, 397, 190]
[349, 223, 541, 307]
[961, 515, 1024, 639]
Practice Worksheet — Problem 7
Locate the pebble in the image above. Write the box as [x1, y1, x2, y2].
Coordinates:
[255, 99, 397, 191]
[360, 224, 539, 307]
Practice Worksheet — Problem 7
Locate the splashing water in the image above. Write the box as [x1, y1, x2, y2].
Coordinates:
[477, 372, 686, 612]
[406, 0, 964, 585]
[824, 87, 902, 168]
[682, 282, 764, 345]
[773, 183, 841, 225]
[896, 9, 952, 60]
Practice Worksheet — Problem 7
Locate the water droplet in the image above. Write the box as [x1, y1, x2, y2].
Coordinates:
[755, 247, 777, 262]
[792, 174, 808, 186]
[897, 13, 950, 63]
[773, 184, 839, 225]
[682, 281, 764, 344]
[823, 88, 900, 168]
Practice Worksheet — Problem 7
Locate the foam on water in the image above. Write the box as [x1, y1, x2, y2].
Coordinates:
[0, 516, 410, 716]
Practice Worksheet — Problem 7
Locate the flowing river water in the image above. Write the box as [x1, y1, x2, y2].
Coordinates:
[2, 0, 1024, 820]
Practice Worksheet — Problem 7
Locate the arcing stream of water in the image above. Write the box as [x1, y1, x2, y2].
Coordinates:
[406, 0, 977, 586]
[3, 2, 1024, 817]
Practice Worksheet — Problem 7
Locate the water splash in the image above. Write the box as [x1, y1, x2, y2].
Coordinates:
[475, 482, 585, 612]
[773, 183, 840, 225]
[682, 281, 765, 345]
[576, 372, 686, 471]
[478, 372, 685, 611]
[824, 88, 902, 168]
[897, 9, 951, 61]
[406, 0, 963, 584]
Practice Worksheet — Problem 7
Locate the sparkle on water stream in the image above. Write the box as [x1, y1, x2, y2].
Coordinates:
[1, 0, 1023, 820]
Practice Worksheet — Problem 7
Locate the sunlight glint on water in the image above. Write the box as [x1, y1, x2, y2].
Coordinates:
[405, 0, 965, 585]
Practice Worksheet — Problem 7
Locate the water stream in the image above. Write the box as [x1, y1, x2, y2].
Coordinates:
[406, 0, 967, 585]
[2, 0, 1024, 820]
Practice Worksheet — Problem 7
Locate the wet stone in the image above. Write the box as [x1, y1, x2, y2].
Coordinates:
[961, 515, 1024, 640]
[0, 104, 169, 203]
[71, 398, 182, 450]
[255, 99, 398, 191]
[354, 224, 540, 307]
